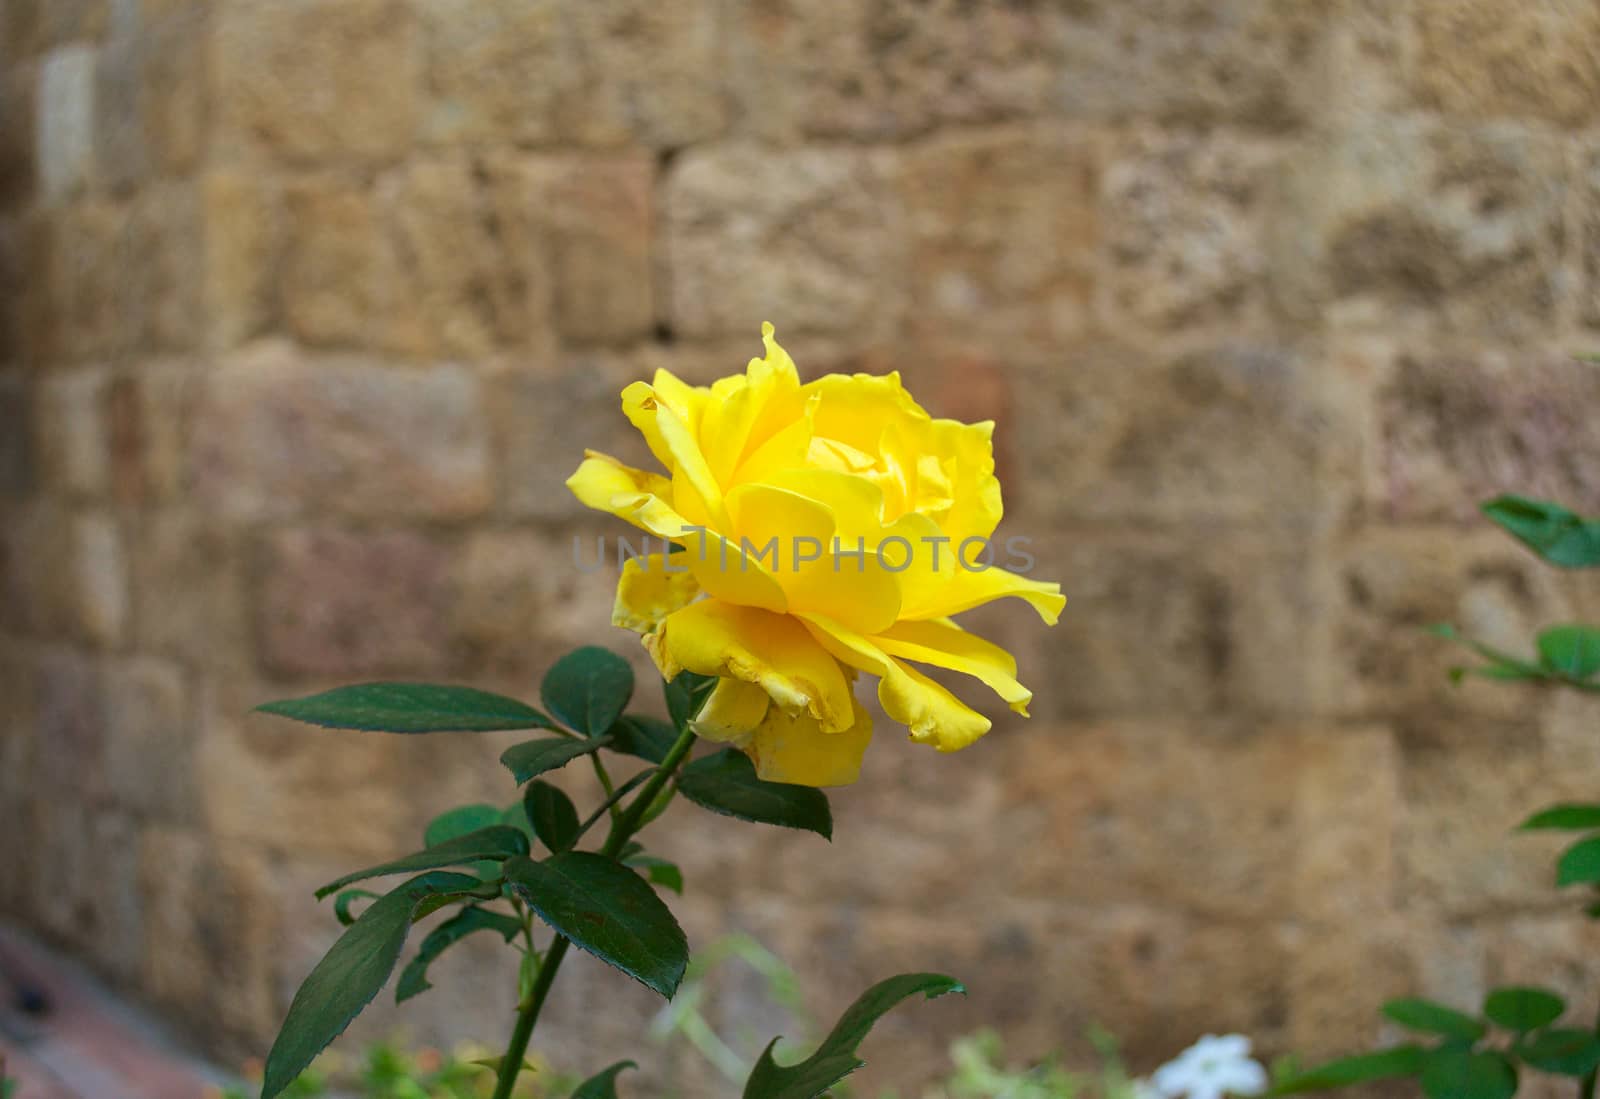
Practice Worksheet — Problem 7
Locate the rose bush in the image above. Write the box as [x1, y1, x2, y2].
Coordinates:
[569, 323, 1064, 785]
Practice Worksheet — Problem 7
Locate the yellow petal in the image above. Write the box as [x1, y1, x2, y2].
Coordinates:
[613, 553, 700, 634]
[799, 614, 991, 751]
[906, 563, 1065, 626]
[567, 450, 673, 525]
[651, 600, 856, 733]
[692, 677, 771, 743]
[621, 381, 675, 471]
[872, 618, 1031, 715]
[745, 695, 873, 787]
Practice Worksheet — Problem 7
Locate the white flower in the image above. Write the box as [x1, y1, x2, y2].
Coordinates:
[1150, 1035, 1269, 1099]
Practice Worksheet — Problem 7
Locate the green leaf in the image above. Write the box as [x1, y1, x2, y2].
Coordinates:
[607, 715, 677, 764]
[502, 853, 688, 999]
[524, 781, 580, 854]
[1382, 999, 1486, 1041]
[500, 736, 608, 785]
[1483, 987, 1565, 1032]
[665, 672, 717, 729]
[572, 1061, 637, 1099]
[262, 871, 480, 1099]
[257, 683, 554, 733]
[1482, 495, 1600, 569]
[1520, 804, 1600, 831]
[742, 973, 965, 1099]
[624, 853, 684, 894]
[1557, 835, 1600, 886]
[1419, 1049, 1516, 1099]
[1515, 1029, 1600, 1076]
[395, 905, 523, 1003]
[542, 648, 634, 736]
[314, 827, 529, 900]
[333, 889, 379, 927]
[1537, 625, 1600, 681]
[677, 750, 833, 839]
[1271, 1047, 1427, 1094]
[1429, 625, 1549, 685]
[424, 805, 504, 847]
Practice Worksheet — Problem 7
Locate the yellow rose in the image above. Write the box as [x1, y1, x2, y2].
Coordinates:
[568, 323, 1064, 787]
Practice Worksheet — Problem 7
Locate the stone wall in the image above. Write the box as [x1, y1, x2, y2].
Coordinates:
[3, 0, 1600, 1094]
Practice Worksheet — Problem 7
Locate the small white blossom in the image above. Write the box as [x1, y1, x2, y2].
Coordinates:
[1150, 1035, 1269, 1099]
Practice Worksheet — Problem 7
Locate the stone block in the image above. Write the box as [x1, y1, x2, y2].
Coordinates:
[724, 0, 1061, 140]
[1101, 132, 1284, 338]
[93, 6, 204, 188]
[556, 0, 726, 147]
[34, 366, 108, 497]
[33, 647, 106, 799]
[413, 0, 567, 146]
[516, 154, 654, 345]
[1328, 528, 1587, 719]
[897, 126, 1097, 347]
[1372, 346, 1600, 521]
[211, 0, 419, 166]
[257, 526, 454, 678]
[0, 371, 35, 498]
[187, 342, 493, 520]
[1413, 0, 1600, 128]
[202, 172, 282, 348]
[1011, 341, 1351, 526]
[102, 657, 193, 820]
[279, 176, 385, 348]
[0, 65, 38, 209]
[130, 510, 253, 665]
[663, 144, 905, 341]
[70, 511, 126, 645]
[1272, 119, 1569, 339]
[36, 44, 95, 200]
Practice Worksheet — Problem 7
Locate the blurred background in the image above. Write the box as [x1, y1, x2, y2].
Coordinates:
[3, 0, 1600, 1095]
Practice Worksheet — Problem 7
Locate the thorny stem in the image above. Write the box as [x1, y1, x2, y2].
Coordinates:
[489, 720, 699, 1099]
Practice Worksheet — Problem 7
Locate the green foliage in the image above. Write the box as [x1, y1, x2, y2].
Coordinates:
[623, 853, 684, 894]
[263, 872, 484, 1099]
[741, 972, 966, 1099]
[1513, 1029, 1600, 1076]
[1538, 626, 1600, 682]
[1382, 998, 1487, 1041]
[1273, 1047, 1426, 1093]
[1484, 988, 1566, 1033]
[502, 852, 688, 999]
[1555, 836, 1600, 887]
[1481, 496, 1600, 569]
[397, 906, 524, 1003]
[314, 827, 528, 900]
[570, 1062, 636, 1099]
[258, 684, 556, 733]
[1520, 805, 1600, 831]
[523, 782, 580, 854]
[664, 671, 717, 729]
[605, 715, 677, 764]
[501, 737, 610, 785]
[677, 749, 834, 839]
[541, 647, 634, 737]
[1419, 1049, 1517, 1099]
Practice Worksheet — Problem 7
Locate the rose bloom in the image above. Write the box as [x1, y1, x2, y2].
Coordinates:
[568, 324, 1063, 786]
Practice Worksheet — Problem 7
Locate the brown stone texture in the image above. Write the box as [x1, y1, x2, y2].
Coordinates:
[8, 1, 1600, 1095]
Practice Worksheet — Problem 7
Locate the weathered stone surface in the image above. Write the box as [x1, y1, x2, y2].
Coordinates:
[187, 342, 493, 520]
[1328, 528, 1586, 719]
[494, 353, 655, 519]
[211, 0, 419, 166]
[69, 510, 126, 644]
[1373, 346, 1600, 521]
[517, 154, 654, 345]
[34, 366, 108, 496]
[663, 144, 905, 340]
[1101, 133, 1284, 337]
[138, 827, 280, 1044]
[1050, 0, 1325, 131]
[33, 647, 105, 798]
[0, 66, 38, 209]
[1413, 0, 1600, 128]
[202, 172, 282, 348]
[1577, 143, 1600, 330]
[556, 0, 726, 147]
[414, 0, 567, 146]
[36, 45, 95, 200]
[102, 657, 193, 819]
[0, 372, 30, 497]
[279, 176, 385, 348]
[725, 0, 1062, 140]
[1272, 120, 1569, 338]
[257, 526, 454, 678]
[93, 6, 204, 188]
[377, 157, 553, 357]
[898, 127, 1096, 347]
[129, 510, 253, 664]
[4, 507, 130, 644]
[1012, 341, 1351, 525]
